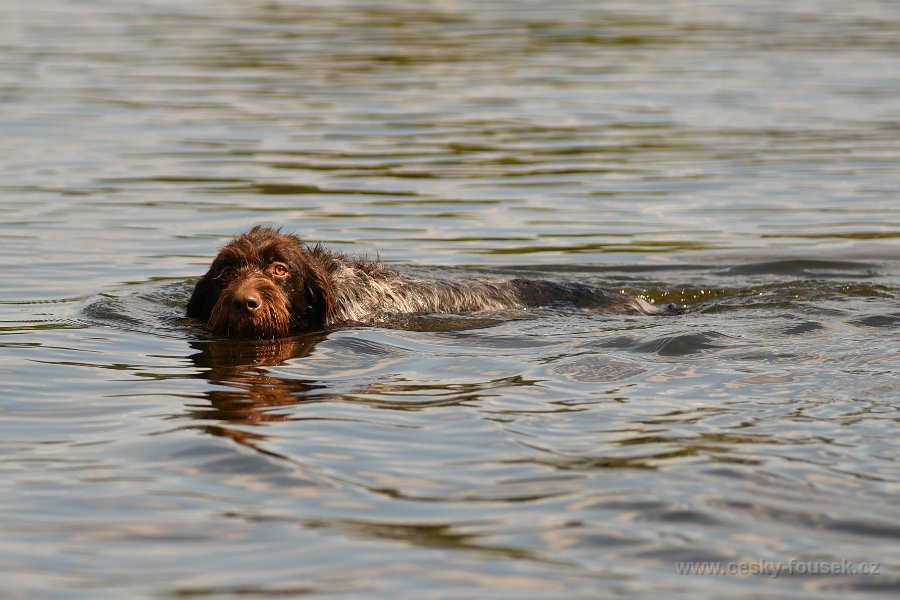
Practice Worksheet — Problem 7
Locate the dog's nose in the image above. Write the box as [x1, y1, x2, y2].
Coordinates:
[231, 292, 261, 314]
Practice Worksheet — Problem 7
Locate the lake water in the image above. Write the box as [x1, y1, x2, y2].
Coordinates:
[2, 0, 898, 597]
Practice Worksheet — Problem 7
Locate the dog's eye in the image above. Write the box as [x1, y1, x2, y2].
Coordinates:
[272, 263, 289, 277]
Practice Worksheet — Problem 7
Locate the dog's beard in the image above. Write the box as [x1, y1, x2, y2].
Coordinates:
[208, 278, 293, 339]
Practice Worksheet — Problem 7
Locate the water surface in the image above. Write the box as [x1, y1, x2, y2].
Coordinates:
[1, 1, 898, 597]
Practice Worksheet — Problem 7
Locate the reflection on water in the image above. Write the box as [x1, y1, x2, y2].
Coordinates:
[184, 336, 325, 435]
[1, 0, 899, 597]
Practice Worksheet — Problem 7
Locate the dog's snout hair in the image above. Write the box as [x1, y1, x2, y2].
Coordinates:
[207, 268, 292, 339]
[186, 226, 659, 339]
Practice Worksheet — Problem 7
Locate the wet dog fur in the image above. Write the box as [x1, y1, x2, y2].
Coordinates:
[186, 226, 660, 339]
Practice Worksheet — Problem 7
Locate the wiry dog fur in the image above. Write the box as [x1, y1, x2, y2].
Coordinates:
[187, 226, 660, 339]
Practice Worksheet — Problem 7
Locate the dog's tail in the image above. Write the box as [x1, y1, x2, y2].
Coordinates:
[510, 279, 668, 316]
[656, 302, 685, 316]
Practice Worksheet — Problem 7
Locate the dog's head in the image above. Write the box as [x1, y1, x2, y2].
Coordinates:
[186, 226, 335, 338]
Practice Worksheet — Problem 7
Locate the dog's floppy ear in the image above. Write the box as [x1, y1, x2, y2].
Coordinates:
[302, 260, 336, 329]
[186, 273, 218, 323]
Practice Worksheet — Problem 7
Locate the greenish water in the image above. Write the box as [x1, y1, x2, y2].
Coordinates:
[1, 1, 898, 597]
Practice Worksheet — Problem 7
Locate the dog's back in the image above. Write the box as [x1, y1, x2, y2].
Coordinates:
[312, 245, 658, 323]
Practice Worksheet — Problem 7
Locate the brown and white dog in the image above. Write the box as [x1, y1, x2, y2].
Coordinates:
[186, 226, 661, 339]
